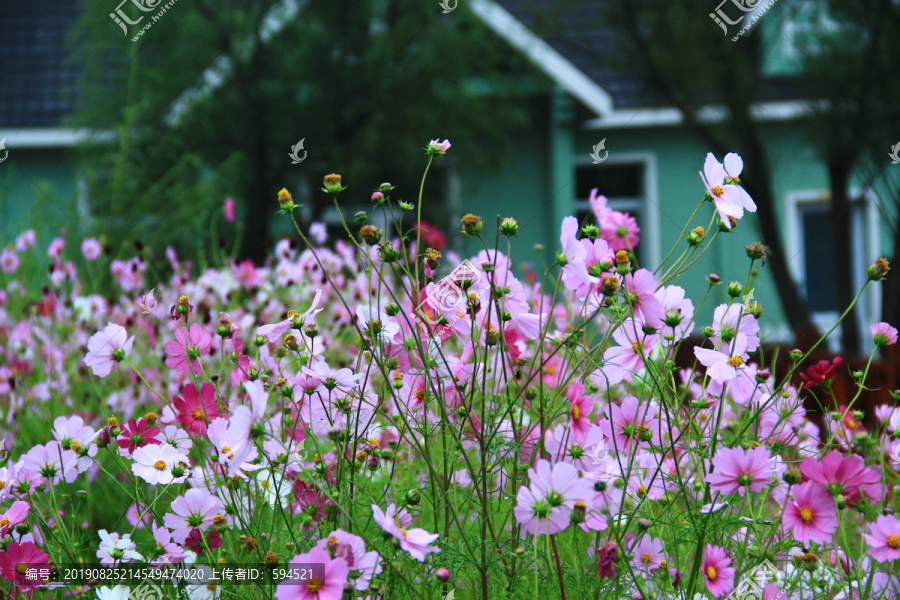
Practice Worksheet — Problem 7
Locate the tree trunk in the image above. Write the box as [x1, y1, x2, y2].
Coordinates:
[827, 161, 860, 355]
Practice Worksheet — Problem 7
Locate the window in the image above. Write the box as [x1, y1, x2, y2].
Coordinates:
[573, 158, 654, 267]
[786, 190, 881, 352]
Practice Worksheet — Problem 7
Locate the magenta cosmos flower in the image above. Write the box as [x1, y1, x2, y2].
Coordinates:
[84, 322, 135, 377]
[598, 395, 660, 452]
[871, 322, 898, 347]
[164, 323, 212, 375]
[567, 382, 593, 443]
[117, 418, 161, 458]
[600, 210, 640, 251]
[173, 382, 219, 436]
[702, 544, 735, 598]
[274, 547, 349, 600]
[863, 515, 900, 563]
[782, 481, 838, 545]
[163, 488, 224, 544]
[314, 530, 382, 591]
[699, 152, 757, 229]
[800, 450, 881, 501]
[0, 541, 50, 592]
[707, 446, 774, 497]
[371, 504, 441, 562]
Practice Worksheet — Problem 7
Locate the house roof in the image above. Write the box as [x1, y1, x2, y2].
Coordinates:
[0, 2, 80, 129]
[486, 0, 805, 115]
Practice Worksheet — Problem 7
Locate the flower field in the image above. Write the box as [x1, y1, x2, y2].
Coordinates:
[0, 141, 898, 599]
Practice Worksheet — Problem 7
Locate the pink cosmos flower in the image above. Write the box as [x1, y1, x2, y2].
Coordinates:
[514, 460, 594, 536]
[800, 450, 881, 502]
[632, 536, 665, 572]
[274, 547, 349, 600]
[0, 248, 18, 274]
[81, 238, 102, 261]
[0, 541, 50, 592]
[97, 530, 143, 566]
[782, 481, 838, 545]
[131, 443, 189, 485]
[694, 334, 750, 384]
[863, 515, 900, 563]
[600, 320, 658, 385]
[314, 530, 382, 591]
[223, 197, 236, 223]
[596, 542, 618, 580]
[117, 418, 161, 458]
[22, 441, 79, 486]
[702, 544, 735, 598]
[84, 323, 135, 377]
[163, 488, 224, 544]
[567, 382, 593, 442]
[256, 289, 324, 342]
[301, 360, 364, 391]
[173, 383, 219, 436]
[707, 446, 774, 497]
[598, 395, 660, 452]
[371, 504, 441, 561]
[589, 190, 613, 222]
[47, 237, 65, 258]
[871, 322, 898, 347]
[0, 501, 30, 536]
[164, 324, 212, 375]
[600, 210, 640, 251]
[699, 152, 757, 229]
[624, 269, 664, 328]
[427, 139, 451, 157]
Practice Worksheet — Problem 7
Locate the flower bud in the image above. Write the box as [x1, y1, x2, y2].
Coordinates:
[500, 217, 519, 237]
[745, 242, 767, 260]
[867, 258, 891, 281]
[789, 348, 803, 361]
[371, 191, 385, 204]
[727, 281, 743, 297]
[354, 211, 369, 223]
[378, 242, 400, 263]
[405, 489, 421, 506]
[359, 225, 382, 245]
[460, 214, 483, 236]
[277, 188, 295, 211]
[436, 568, 451, 583]
[322, 173, 345, 195]
[686, 227, 705, 246]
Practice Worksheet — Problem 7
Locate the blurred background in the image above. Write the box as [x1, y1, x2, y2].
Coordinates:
[1, 0, 899, 383]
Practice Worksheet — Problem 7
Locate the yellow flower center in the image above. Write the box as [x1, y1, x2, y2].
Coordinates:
[706, 565, 718, 580]
[641, 553, 652, 564]
[306, 577, 324, 593]
[0, 518, 9, 527]
[711, 186, 724, 197]
[16, 563, 28, 574]
[70, 440, 81, 451]
[846, 418, 858, 429]
[572, 405, 581, 420]
[400, 527, 408, 540]
[726, 356, 744, 367]
[221, 446, 231, 454]
[631, 341, 643, 354]
[153, 460, 167, 471]
[191, 409, 204, 420]
[889, 535, 900, 549]
[799, 507, 814, 523]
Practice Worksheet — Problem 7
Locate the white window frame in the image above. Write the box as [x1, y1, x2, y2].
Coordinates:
[784, 188, 881, 353]
[572, 152, 660, 270]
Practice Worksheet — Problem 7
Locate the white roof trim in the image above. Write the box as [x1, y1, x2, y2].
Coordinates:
[0, 128, 115, 148]
[584, 101, 816, 129]
[469, 0, 613, 116]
